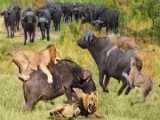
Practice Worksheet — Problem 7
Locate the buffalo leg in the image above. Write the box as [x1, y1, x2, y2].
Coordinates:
[40, 27, 45, 40]
[122, 71, 132, 95]
[54, 23, 58, 31]
[24, 31, 27, 45]
[23, 85, 41, 111]
[47, 28, 50, 41]
[11, 28, 14, 38]
[31, 31, 35, 43]
[99, 70, 108, 92]
[65, 87, 74, 103]
[102, 74, 110, 92]
[58, 23, 60, 31]
[117, 77, 128, 95]
[29, 32, 32, 43]
[17, 21, 20, 31]
[125, 86, 132, 95]
[5, 24, 9, 37]
[24, 95, 40, 111]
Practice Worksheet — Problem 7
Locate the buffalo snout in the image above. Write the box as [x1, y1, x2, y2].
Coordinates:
[78, 32, 94, 49]
[77, 37, 88, 49]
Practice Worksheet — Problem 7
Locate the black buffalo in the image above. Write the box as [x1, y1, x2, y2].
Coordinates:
[80, 4, 106, 23]
[22, 59, 96, 111]
[71, 3, 85, 22]
[79, 4, 119, 33]
[48, 4, 63, 31]
[92, 8, 119, 33]
[13, 5, 21, 31]
[21, 8, 37, 45]
[78, 32, 142, 95]
[61, 3, 74, 22]
[1, 6, 17, 38]
[36, 8, 51, 40]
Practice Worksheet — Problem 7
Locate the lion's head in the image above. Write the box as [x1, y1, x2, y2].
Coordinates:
[46, 44, 60, 63]
[73, 88, 97, 114]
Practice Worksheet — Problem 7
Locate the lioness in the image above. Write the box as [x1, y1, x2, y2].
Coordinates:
[127, 58, 153, 102]
[107, 33, 137, 56]
[11, 44, 59, 83]
[49, 103, 80, 119]
[49, 88, 98, 119]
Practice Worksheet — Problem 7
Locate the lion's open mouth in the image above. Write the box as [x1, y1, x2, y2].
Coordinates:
[87, 104, 96, 113]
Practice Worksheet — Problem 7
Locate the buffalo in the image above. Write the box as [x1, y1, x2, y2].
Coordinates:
[61, 3, 74, 22]
[21, 59, 96, 111]
[80, 4, 98, 24]
[21, 8, 37, 45]
[78, 32, 142, 95]
[1, 6, 17, 38]
[48, 4, 63, 31]
[92, 8, 119, 33]
[36, 8, 51, 40]
[80, 4, 119, 33]
[12, 5, 21, 31]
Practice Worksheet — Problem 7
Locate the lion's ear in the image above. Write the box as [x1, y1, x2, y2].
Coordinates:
[73, 88, 85, 98]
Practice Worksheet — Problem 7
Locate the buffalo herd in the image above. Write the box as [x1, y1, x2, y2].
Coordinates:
[1, 2, 154, 120]
[1, 3, 119, 45]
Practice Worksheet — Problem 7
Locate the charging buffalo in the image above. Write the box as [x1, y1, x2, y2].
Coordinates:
[78, 32, 142, 95]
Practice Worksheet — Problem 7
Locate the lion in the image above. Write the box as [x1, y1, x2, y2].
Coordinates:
[127, 58, 153, 102]
[107, 33, 137, 56]
[49, 88, 98, 119]
[11, 44, 60, 83]
[49, 103, 81, 119]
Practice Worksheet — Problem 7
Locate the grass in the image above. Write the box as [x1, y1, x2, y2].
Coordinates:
[0, 1, 160, 120]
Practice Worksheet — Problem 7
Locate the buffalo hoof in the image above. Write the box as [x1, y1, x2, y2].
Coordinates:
[117, 91, 122, 96]
[103, 89, 109, 93]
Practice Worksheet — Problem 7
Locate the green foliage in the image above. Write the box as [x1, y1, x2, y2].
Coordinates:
[143, 0, 160, 40]
[152, 17, 160, 41]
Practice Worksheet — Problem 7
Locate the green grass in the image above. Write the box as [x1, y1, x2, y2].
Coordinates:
[0, 0, 160, 119]
[0, 16, 160, 120]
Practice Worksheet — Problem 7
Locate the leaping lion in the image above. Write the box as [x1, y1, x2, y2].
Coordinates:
[10, 44, 60, 84]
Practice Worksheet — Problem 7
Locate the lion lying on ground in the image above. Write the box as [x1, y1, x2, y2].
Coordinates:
[49, 88, 99, 119]
[11, 44, 59, 83]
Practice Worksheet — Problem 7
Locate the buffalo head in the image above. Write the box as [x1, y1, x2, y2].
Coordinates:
[78, 31, 95, 49]
[91, 20, 104, 30]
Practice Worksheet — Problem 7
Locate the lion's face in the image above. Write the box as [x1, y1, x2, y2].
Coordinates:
[46, 45, 59, 63]
[82, 92, 97, 114]
[73, 88, 97, 114]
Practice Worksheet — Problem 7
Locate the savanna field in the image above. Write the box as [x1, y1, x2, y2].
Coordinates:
[0, 0, 160, 120]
